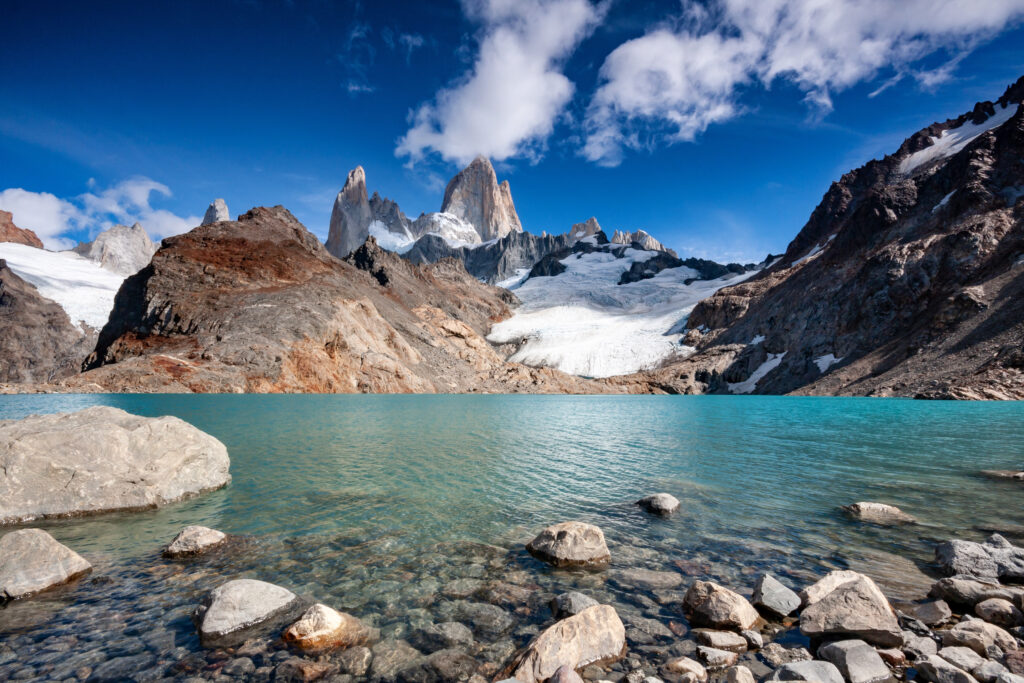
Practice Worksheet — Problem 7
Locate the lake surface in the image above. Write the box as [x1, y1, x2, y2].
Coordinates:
[0, 395, 1021, 681]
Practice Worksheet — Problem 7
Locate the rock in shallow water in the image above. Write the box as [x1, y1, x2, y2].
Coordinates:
[282, 603, 378, 651]
[683, 581, 760, 631]
[506, 604, 626, 683]
[842, 502, 917, 525]
[752, 573, 800, 619]
[799, 573, 903, 648]
[162, 525, 227, 558]
[637, 494, 680, 516]
[551, 592, 600, 620]
[194, 579, 300, 648]
[526, 522, 610, 568]
[0, 528, 92, 600]
[0, 406, 231, 524]
[935, 534, 1024, 582]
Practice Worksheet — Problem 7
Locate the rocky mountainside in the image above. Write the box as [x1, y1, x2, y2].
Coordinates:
[73, 206, 623, 393]
[404, 230, 577, 285]
[645, 76, 1024, 399]
[0, 260, 90, 383]
[440, 155, 522, 241]
[0, 210, 44, 248]
[72, 222, 158, 276]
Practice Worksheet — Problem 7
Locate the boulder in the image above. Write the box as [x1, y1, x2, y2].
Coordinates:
[916, 655, 978, 683]
[695, 630, 748, 653]
[727, 666, 756, 683]
[759, 643, 812, 667]
[0, 528, 91, 600]
[637, 493, 680, 516]
[767, 660, 845, 683]
[409, 622, 474, 653]
[613, 568, 683, 590]
[842, 502, 917, 525]
[526, 522, 610, 568]
[505, 604, 626, 683]
[799, 573, 903, 647]
[698, 646, 738, 669]
[282, 603, 378, 651]
[801, 570, 864, 607]
[903, 631, 939, 659]
[741, 629, 763, 650]
[910, 600, 953, 627]
[664, 657, 707, 681]
[0, 407, 231, 524]
[162, 525, 227, 558]
[975, 662, 1011, 683]
[930, 576, 1024, 610]
[551, 592, 599, 620]
[194, 579, 300, 648]
[997, 675, 1024, 683]
[752, 573, 800, 619]
[683, 581, 760, 631]
[980, 471, 1024, 482]
[939, 647, 986, 675]
[976, 599, 1024, 629]
[818, 639, 892, 683]
[941, 619, 1018, 656]
[551, 664, 586, 683]
[936, 535, 1024, 582]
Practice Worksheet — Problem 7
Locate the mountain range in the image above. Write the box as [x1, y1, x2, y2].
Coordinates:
[1, 76, 1022, 397]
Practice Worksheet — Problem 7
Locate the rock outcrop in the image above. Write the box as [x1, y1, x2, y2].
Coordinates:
[441, 156, 522, 241]
[644, 75, 1024, 399]
[0, 406, 231, 523]
[405, 230, 577, 284]
[0, 259, 90, 383]
[569, 217, 603, 242]
[0, 528, 92, 600]
[611, 229, 677, 256]
[72, 222, 158, 276]
[202, 198, 230, 225]
[0, 210, 44, 248]
[73, 206, 618, 394]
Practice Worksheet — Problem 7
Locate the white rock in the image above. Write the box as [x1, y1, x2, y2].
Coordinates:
[0, 528, 92, 600]
[163, 526, 227, 558]
[637, 493, 680, 515]
[202, 199, 230, 225]
[506, 604, 626, 683]
[72, 222, 158, 276]
[194, 579, 299, 648]
[526, 522, 610, 568]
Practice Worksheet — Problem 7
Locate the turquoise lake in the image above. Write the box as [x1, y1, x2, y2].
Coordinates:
[0, 394, 1022, 680]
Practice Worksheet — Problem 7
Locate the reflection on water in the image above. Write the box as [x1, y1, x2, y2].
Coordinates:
[0, 395, 1021, 680]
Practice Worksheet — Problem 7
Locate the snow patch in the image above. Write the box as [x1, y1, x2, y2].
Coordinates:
[791, 233, 836, 267]
[0, 242, 124, 331]
[900, 103, 1019, 175]
[728, 352, 786, 394]
[750, 335, 765, 345]
[496, 268, 530, 290]
[368, 220, 416, 254]
[932, 190, 956, 214]
[813, 353, 843, 373]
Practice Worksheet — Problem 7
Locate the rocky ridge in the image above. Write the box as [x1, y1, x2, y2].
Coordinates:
[441, 155, 523, 241]
[644, 76, 1024, 398]
[0, 209, 44, 248]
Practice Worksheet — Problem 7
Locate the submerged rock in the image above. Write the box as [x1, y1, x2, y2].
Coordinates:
[613, 568, 683, 590]
[551, 592, 600, 620]
[752, 573, 800, 619]
[505, 604, 626, 683]
[194, 579, 300, 648]
[799, 573, 903, 647]
[936, 535, 1024, 582]
[842, 502, 917, 525]
[684, 581, 760, 631]
[0, 529, 92, 600]
[526, 522, 610, 568]
[162, 525, 227, 558]
[0, 406, 231, 524]
[282, 603, 378, 651]
[637, 493, 680, 516]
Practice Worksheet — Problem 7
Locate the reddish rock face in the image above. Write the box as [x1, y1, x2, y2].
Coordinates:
[0, 210, 44, 248]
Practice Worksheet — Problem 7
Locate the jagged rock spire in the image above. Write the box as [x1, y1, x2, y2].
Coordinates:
[325, 167, 373, 258]
[440, 156, 523, 241]
[202, 199, 230, 225]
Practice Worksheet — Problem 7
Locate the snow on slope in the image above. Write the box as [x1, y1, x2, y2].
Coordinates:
[900, 103, 1018, 175]
[487, 247, 755, 378]
[0, 243, 123, 330]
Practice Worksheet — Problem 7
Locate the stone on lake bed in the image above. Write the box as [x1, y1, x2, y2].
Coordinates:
[752, 573, 800, 619]
[698, 645, 738, 669]
[664, 656, 707, 681]
[637, 493, 680, 515]
[409, 621, 474, 653]
[526, 522, 610, 568]
[162, 525, 227, 558]
[683, 581, 760, 631]
[613, 568, 684, 590]
[799, 572, 903, 648]
[842, 502, 917, 525]
[194, 578, 300, 648]
[817, 639, 892, 683]
[282, 603, 379, 651]
[0, 406, 231, 524]
[0, 528, 92, 600]
[551, 592, 600, 619]
[505, 604, 626, 683]
[767, 660, 845, 683]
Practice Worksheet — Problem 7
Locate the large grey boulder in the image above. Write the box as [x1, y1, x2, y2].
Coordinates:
[842, 502, 916, 525]
[194, 579, 301, 648]
[976, 598, 1024, 629]
[637, 493, 680, 516]
[684, 581, 760, 631]
[799, 573, 903, 647]
[767, 660, 845, 683]
[941, 619, 1019, 656]
[505, 604, 626, 683]
[800, 570, 864, 607]
[936, 535, 1024, 582]
[0, 407, 231, 524]
[163, 525, 227, 558]
[0, 528, 92, 600]
[752, 573, 800, 619]
[930, 576, 1024, 609]
[202, 198, 230, 225]
[818, 639, 892, 683]
[916, 655, 978, 683]
[526, 522, 610, 568]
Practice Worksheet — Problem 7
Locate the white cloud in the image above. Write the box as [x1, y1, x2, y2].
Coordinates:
[583, 0, 1024, 165]
[0, 176, 200, 250]
[396, 0, 604, 165]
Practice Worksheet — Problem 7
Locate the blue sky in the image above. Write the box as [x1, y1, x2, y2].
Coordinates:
[1, 0, 1023, 261]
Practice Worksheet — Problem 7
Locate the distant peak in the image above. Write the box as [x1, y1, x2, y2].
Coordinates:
[202, 198, 230, 226]
[345, 166, 367, 188]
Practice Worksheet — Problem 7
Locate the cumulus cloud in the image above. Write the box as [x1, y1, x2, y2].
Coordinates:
[0, 176, 200, 249]
[583, 0, 1024, 165]
[396, 0, 604, 165]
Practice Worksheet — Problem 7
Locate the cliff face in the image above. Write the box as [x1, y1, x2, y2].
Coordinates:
[0, 260, 89, 383]
[76, 206, 623, 394]
[649, 76, 1024, 399]
[440, 156, 523, 241]
[325, 166, 374, 259]
[0, 210, 44, 249]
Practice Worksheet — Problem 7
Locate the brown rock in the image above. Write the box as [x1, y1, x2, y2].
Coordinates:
[282, 604, 378, 651]
[683, 581, 760, 631]
[0, 210, 44, 248]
